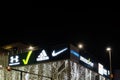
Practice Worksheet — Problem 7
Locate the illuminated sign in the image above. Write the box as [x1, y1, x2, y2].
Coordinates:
[23, 51, 32, 65]
[98, 63, 104, 75]
[52, 48, 68, 57]
[70, 50, 80, 57]
[98, 63, 109, 76]
[9, 55, 20, 66]
[80, 56, 94, 67]
[108, 70, 110, 75]
[8, 45, 69, 67]
[103, 68, 107, 76]
[36, 50, 49, 61]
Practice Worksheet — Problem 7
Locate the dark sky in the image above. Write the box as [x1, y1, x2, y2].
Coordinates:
[1, 8, 120, 70]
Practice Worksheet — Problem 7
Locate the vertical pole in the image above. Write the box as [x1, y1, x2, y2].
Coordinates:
[20, 71, 22, 80]
[68, 59, 71, 80]
[109, 51, 112, 80]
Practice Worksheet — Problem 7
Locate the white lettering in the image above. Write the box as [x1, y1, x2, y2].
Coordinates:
[103, 68, 107, 76]
[108, 70, 110, 75]
[80, 56, 94, 67]
[9, 55, 20, 66]
[98, 63, 109, 76]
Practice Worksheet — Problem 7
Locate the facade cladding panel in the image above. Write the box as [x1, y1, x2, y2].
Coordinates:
[70, 61, 109, 80]
[4, 60, 109, 80]
[6, 60, 69, 80]
[0, 69, 4, 80]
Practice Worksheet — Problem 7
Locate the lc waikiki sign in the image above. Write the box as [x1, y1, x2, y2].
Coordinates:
[8, 45, 69, 67]
[80, 56, 94, 67]
[70, 50, 94, 67]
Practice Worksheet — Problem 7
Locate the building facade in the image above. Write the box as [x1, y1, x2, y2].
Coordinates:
[0, 43, 29, 80]
[0, 44, 110, 80]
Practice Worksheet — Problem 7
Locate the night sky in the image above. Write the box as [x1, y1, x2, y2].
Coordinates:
[0, 8, 120, 70]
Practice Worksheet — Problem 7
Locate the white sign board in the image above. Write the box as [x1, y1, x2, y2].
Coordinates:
[98, 63, 104, 75]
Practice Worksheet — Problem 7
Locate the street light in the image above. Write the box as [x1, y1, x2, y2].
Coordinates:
[28, 46, 34, 50]
[106, 47, 113, 80]
[78, 43, 83, 49]
[78, 43, 86, 54]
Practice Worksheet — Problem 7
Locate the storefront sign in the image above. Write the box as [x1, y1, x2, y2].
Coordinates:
[23, 51, 33, 65]
[98, 63, 109, 76]
[98, 63, 104, 75]
[9, 55, 20, 66]
[108, 70, 110, 75]
[103, 68, 107, 76]
[8, 46, 69, 67]
[36, 50, 49, 61]
[80, 56, 94, 67]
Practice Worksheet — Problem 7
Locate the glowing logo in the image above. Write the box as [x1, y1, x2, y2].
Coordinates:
[9, 55, 20, 66]
[52, 48, 68, 57]
[36, 50, 49, 61]
[9, 46, 69, 66]
[22, 50, 32, 65]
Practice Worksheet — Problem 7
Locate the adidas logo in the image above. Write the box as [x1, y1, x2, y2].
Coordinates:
[36, 50, 49, 61]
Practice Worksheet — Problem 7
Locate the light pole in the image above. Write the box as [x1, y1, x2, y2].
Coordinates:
[106, 47, 113, 80]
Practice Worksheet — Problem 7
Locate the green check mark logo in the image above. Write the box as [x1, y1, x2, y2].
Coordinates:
[22, 50, 32, 65]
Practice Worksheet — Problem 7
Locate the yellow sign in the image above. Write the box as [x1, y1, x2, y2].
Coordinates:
[22, 50, 32, 65]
